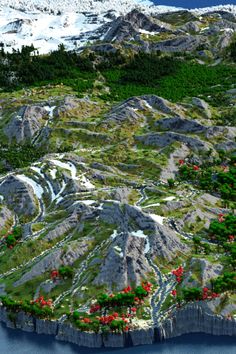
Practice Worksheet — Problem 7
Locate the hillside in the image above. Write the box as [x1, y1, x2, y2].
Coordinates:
[0, 3, 235, 345]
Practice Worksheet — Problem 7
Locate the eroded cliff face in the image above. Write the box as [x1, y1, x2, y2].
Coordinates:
[161, 303, 236, 339]
[0, 304, 235, 348]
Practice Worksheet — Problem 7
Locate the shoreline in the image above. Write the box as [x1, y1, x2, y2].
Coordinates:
[0, 303, 235, 348]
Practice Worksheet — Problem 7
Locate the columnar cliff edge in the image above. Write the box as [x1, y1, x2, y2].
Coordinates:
[0, 304, 235, 348]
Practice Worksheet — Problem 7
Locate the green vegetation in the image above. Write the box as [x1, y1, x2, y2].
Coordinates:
[4, 226, 22, 248]
[178, 155, 236, 203]
[0, 143, 46, 173]
[213, 272, 236, 293]
[71, 283, 152, 333]
[0, 45, 95, 91]
[101, 57, 236, 102]
[58, 266, 74, 278]
[0, 47, 235, 106]
[0, 295, 53, 318]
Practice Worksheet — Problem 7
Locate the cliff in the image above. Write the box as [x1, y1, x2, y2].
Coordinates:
[0, 303, 235, 348]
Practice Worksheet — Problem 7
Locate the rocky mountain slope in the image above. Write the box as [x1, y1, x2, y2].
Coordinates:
[0, 2, 235, 345]
[0, 1, 236, 53]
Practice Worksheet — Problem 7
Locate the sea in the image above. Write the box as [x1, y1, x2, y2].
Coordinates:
[0, 323, 236, 354]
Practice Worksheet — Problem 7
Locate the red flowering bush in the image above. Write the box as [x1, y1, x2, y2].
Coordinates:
[32, 295, 53, 308]
[172, 266, 184, 283]
[73, 283, 153, 333]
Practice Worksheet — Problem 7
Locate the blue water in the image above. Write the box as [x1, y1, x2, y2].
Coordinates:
[152, 0, 236, 8]
[0, 323, 236, 354]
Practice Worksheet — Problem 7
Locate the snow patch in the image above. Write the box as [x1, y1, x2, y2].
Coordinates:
[16, 174, 44, 199]
[50, 159, 77, 179]
[49, 168, 57, 179]
[142, 203, 160, 208]
[149, 214, 165, 225]
[44, 105, 56, 118]
[131, 230, 147, 238]
[163, 196, 176, 201]
[110, 230, 118, 240]
[31, 166, 57, 201]
[73, 199, 95, 206]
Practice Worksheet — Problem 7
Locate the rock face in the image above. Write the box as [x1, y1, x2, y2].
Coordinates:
[103, 9, 171, 43]
[44, 212, 78, 241]
[100, 202, 189, 261]
[160, 144, 190, 181]
[4, 105, 48, 143]
[0, 175, 38, 217]
[0, 304, 235, 348]
[105, 95, 174, 124]
[155, 117, 206, 134]
[162, 303, 236, 338]
[183, 258, 223, 288]
[54, 96, 81, 117]
[0, 205, 13, 229]
[192, 97, 212, 118]
[136, 132, 211, 151]
[154, 35, 203, 52]
[93, 232, 152, 290]
[14, 239, 89, 287]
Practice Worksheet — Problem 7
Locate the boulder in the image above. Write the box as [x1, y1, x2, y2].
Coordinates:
[4, 105, 48, 143]
[0, 175, 38, 217]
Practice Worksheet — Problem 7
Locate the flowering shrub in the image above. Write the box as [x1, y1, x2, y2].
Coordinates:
[0, 296, 53, 318]
[32, 295, 53, 307]
[73, 283, 153, 333]
[172, 266, 184, 283]
[171, 287, 220, 304]
[178, 156, 236, 202]
[4, 226, 22, 249]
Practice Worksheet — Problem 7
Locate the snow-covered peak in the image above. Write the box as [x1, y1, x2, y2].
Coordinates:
[0, 0, 154, 14]
[0, 1, 236, 54]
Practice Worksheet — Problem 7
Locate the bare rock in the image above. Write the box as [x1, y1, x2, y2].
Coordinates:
[0, 175, 38, 217]
[4, 105, 48, 143]
[93, 232, 152, 290]
[192, 97, 212, 118]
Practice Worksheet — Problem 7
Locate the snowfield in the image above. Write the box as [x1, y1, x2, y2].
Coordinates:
[0, 1, 235, 53]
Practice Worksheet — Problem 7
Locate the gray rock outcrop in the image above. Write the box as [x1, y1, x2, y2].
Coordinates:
[14, 239, 89, 287]
[192, 97, 212, 118]
[4, 105, 48, 143]
[136, 132, 211, 151]
[44, 212, 78, 241]
[105, 95, 174, 125]
[155, 117, 206, 134]
[93, 232, 152, 290]
[100, 202, 189, 261]
[0, 175, 38, 217]
[0, 205, 13, 229]
[162, 302, 236, 338]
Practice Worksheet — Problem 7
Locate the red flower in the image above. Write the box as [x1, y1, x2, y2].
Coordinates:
[179, 159, 185, 165]
[50, 270, 59, 279]
[90, 304, 100, 313]
[123, 286, 132, 293]
[131, 307, 137, 312]
[171, 290, 177, 296]
[218, 213, 225, 223]
[83, 318, 91, 324]
[193, 165, 200, 171]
